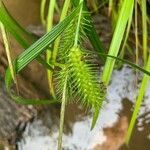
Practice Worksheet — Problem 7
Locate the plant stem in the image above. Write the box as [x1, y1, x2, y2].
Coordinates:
[74, 0, 83, 46]
[47, 0, 71, 97]
[108, 0, 113, 16]
[57, 74, 68, 150]
[40, 0, 46, 25]
[46, 0, 56, 97]
[52, 0, 71, 64]
[0, 22, 19, 93]
[141, 0, 147, 64]
[91, 0, 98, 13]
[135, 0, 139, 66]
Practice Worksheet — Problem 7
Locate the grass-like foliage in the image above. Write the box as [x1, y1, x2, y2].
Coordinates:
[105, 0, 150, 145]
[1, 1, 106, 149]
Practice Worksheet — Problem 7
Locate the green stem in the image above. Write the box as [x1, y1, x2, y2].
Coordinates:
[135, 0, 139, 66]
[74, 0, 83, 46]
[48, 0, 71, 97]
[0, 22, 20, 94]
[91, 0, 98, 13]
[46, 0, 56, 97]
[40, 0, 46, 25]
[57, 74, 68, 150]
[141, 0, 147, 64]
[108, 0, 113, 16]
[0, 22, 15, 80]
[52, 0, 71, 63]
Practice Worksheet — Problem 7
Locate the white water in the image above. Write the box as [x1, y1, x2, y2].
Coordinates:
[18, 65, 150, 150]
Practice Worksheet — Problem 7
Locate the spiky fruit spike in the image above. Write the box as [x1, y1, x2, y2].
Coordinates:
[69, 46, 106, 129]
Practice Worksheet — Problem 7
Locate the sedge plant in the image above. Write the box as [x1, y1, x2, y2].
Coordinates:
[1, 1, 107, 149]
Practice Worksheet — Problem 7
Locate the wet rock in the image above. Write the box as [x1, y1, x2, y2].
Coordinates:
[0, 79, 36, 141]
[93, 116, 128, 150]
[0, 27, 54, 146]
[0, 35, 51, 144]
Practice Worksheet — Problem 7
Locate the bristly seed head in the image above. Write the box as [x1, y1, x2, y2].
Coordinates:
[68, 46, 106, 129]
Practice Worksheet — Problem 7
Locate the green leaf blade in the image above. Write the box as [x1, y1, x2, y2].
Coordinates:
[102, 0, 134, 85]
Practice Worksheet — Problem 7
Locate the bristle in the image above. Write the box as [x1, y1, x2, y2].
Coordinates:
[68, 46, 106, 128]
[53, 7, 106, 129]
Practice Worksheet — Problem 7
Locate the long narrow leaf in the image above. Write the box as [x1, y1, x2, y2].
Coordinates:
[5, 67, 58, 105]
[126, 55, 150, 144]
[13, 6, 80, 73]
[102, 0, 134, 85]
[0, 1, 52, 70]
[4, 5, 80, 105]
[90, 51, 150, 77]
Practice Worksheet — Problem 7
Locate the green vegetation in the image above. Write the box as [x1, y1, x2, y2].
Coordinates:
[0, 0, 150, 149]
